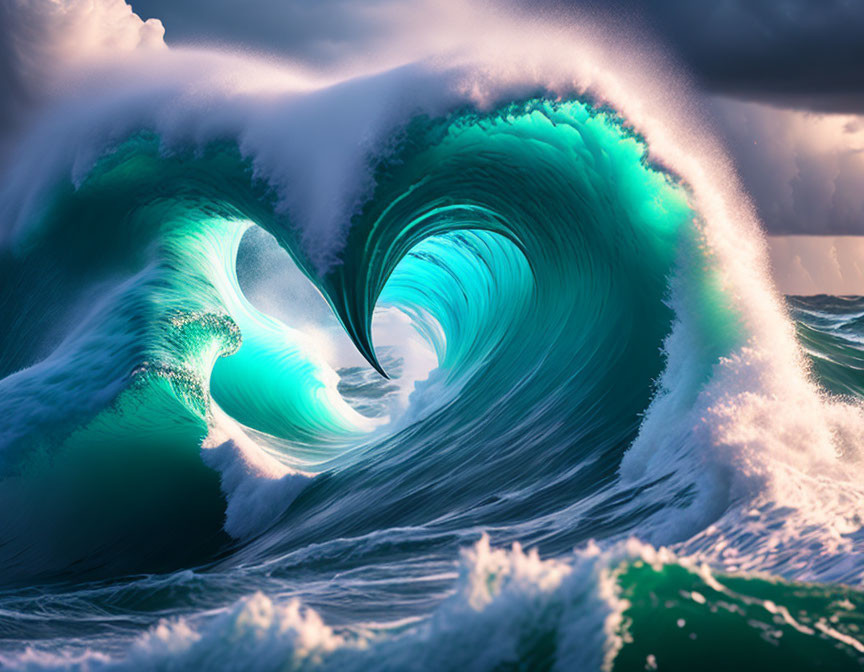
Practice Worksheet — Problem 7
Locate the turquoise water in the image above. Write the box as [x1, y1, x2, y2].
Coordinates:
[1, 92, 863, 670]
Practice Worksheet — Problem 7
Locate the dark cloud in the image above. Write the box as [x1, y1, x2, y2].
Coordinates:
[529, 0, 864, 112]
[129, 0, 398, 66]
[710, 97, 864, 236]
[643, 1, 864, 101]
[129, 0, 864, 111]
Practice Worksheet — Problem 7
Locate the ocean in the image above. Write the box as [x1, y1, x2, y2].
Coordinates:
[1, 13, 864, 670]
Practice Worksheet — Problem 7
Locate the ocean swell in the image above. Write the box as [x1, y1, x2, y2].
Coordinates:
[2, 1, 864, 668]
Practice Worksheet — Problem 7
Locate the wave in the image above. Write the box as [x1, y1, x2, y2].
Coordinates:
[2, 1, 864, 668]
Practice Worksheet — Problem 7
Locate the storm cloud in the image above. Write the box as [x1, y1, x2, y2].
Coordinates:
[128, 0, 864, 109]
[640, 1, 864, 107]
[711, 98, 864, 235]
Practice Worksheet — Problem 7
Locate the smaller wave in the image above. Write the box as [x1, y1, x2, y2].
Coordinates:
[4, 537, 863, 672]
[1, 536, 620, 672]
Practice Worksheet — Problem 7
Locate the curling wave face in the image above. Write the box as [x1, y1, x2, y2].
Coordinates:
[2, 4, 864, 668]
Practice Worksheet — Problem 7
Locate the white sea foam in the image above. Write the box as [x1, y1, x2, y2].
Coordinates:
[201, 409, 313, 540]
[0, 535, 628, 672]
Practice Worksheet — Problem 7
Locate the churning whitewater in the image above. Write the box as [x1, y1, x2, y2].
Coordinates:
[2, 1, 864, 670]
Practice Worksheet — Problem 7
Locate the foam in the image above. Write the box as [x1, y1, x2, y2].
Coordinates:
[201, 409, 313, 540]
[6, 535, 864, 670]
[2, 535, 627, 671]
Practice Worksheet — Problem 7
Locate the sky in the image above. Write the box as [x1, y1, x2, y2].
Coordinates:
[3, 0, 864, 292]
